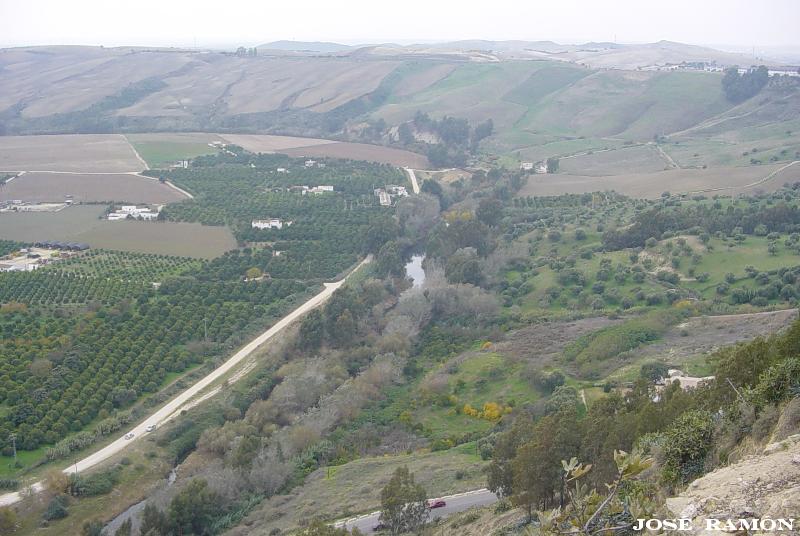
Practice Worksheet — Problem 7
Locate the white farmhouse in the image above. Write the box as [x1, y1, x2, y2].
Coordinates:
[252, 218, 292, 230]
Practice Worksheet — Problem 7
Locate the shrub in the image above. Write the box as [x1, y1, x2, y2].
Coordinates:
[661, 410, 714, 485]
[44, 494, 69, 521]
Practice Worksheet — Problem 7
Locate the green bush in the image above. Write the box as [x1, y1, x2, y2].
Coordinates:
[661, 410, 714, 485]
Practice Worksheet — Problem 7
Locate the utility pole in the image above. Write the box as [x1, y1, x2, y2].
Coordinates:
[10, 433, 16, 467]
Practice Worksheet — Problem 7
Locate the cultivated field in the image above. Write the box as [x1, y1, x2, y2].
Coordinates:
[219, 133, 337, 152]
[0, 206, 235, 257]
[518, 163, 791, 198]
[222, 134, 430, 167]
[126, 132, 226, 168]
[559, 144, 670, 175]
[282, 141, 430, 168]
[0, 172, 188, 203]
[0, 134, 145, 172]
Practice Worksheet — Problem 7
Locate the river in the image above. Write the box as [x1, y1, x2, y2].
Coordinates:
[405, 254, 426, 287]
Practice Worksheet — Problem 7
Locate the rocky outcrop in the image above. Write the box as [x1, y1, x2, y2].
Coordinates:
[666, 434, 800, 534]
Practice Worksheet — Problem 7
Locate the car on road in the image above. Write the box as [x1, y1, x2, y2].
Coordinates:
[123, 432, 134, 440]
[427, 499, 446, 509]
[372, 521, 387, 531]
[145, 424, 156, 432]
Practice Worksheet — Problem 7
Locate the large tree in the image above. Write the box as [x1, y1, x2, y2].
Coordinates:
[379, 466, 429, 535]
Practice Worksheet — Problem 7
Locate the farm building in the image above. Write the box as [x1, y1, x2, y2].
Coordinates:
[252, 218, 292, 230]
[301, 185, 335, 195]
[108, 205, 160, 221]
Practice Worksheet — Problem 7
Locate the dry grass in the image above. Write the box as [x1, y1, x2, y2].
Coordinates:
[1, 172, 187, 204]
[0, 134, 145, 173]
[228, 446, 487, 536]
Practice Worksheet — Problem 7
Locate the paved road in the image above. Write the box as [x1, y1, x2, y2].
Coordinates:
[336, 489, 499, 534]
[404, 167, 420, 194]
[0, 257, 371, 507]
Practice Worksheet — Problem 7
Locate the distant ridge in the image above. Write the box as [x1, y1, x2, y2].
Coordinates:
[257, 40, 352, 53]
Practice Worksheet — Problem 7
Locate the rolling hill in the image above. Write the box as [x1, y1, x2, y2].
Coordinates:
[0, 42, 797, 174]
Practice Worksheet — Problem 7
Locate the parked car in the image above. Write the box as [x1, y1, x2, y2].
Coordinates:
[145, 424, 156, 433]
[427, 499, 447, 509]
[123, 432, 135, 440]
[372, 522, 387, 531]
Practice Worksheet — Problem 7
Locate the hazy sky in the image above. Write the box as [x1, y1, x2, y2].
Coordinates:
[1, 0, 798, 50]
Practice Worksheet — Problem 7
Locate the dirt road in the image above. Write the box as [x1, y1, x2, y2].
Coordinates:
[0, 256, 371, 507]
[405, 167, 421, 194]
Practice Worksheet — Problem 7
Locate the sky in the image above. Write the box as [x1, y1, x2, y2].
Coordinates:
[1, 0, 799, 51]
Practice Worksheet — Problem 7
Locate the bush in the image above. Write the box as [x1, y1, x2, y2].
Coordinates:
[661, 410, 714, 485]
[0, 479, 19, 491]
[44, 494, 70, 521]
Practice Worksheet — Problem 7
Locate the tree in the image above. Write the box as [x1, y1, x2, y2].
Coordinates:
[245, 267, 262, 280]
[297, 520, 363, 535]
[82, 520, 104, 536]
[115, 519, 133, 536]
[546, 157, 560, 173]
[476, 198, 504, 227]
[379, 466, 428, 535]
[298, 309, 325, 351]
[140, 503, 169, 536]
[639, 362, 668, 383]
[375, 241, 405, 278]
[168, 479, 222, 536]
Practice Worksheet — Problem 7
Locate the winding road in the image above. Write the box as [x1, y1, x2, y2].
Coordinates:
[0, 256, 371, 507]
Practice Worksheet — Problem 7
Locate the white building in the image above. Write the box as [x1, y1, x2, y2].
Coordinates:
[535, 162, 548, 174]
[520, 162, 534, 171]
[304, 160, 317, 167]
[386, 185, 409, 197]
[276, 168, 289, 174]
[374, 189, 392, 206]
[252, 218, 292, 230]
[108, 205, 160, 221]
[302, 185, 335, 195]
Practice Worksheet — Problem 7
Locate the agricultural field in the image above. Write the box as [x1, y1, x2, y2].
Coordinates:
[558, 144, 670, 176]
[0, 134, 145, 173]
[48, 249, 202, 282]
[518, 162, 792, 199]
[0, 206, 236, 258]
[223, 134, 429, 168]
[282, 141, 430, 168]
[0, 172, 187, 204]
[218, 134, 338, 152]
[0, 147, 405, 475]
[125, 133, 226, 168]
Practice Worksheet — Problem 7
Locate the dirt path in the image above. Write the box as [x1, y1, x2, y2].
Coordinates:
[404, 167, 421, 194]
[0, 256, 372, 508]
[653, 143, 679, 169]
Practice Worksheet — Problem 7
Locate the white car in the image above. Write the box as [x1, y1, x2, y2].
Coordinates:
[123, 432, 135, 440]
[145, 424, 156, 433]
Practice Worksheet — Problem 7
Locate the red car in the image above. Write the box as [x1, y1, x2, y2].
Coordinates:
[427, 499, 446, 509]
